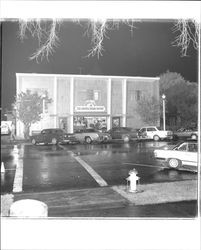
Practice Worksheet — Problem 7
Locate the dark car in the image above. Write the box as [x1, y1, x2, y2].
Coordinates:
[30, 128, 78, 145]
[173, 127, 198, 140]
[107, 127, 139, 142]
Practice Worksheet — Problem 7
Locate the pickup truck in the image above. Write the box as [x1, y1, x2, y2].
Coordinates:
[137, 126, 173, 141]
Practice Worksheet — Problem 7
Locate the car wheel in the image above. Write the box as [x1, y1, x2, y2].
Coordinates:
[31, 139, 37, 145]
[51, 138, 58, 145]
[85, 136, 92, 144]
[122, 135, 130, 143]
[191, 134, 197, 140]
[168, 158, 181, 168]
[153, 135, 160, 141]
[103, 136, 109, 143]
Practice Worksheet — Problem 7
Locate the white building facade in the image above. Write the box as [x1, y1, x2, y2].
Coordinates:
[16, 73, 160, 138]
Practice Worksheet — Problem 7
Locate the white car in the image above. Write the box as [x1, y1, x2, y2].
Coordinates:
[74, 128, 112, 144]
[137, 126, 173, 141]
[154, 142, 198, 169]
[1, 121, 12, 135]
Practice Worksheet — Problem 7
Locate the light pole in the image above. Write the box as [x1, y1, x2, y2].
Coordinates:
[162, 94, 166, 131]
[13, 105, 17, 136]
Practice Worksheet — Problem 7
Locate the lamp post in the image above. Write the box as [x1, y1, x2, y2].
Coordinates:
[162, 94, 166, 131]
[13, 105, 17, 136]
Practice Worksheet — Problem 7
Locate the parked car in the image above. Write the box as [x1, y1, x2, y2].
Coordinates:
[30, 128, 78, 145]
[137, 126, 173, 141]
[1, 121, 12, 135]
[154, 141, 198, 169]
[74, 128, 112, 144]
[173, 127, 198, 140]
[107, 127, 138, 142]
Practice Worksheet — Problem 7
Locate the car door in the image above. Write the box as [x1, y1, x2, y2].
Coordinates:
[40, 130, 48, 143]
[113, 128, 122, 139]
[109, 128, 118, 139]
[146, 127, 157, 139]
[175, 143, 197, 166]
[183, 143, 198, 166]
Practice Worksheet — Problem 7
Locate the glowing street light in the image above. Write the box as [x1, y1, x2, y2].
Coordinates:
[162, 94, 166, 131]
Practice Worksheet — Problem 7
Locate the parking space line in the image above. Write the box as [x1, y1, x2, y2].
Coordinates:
[13, 145, 24, 193]
[123, 162, 166, 169]
[73, 155, 108, 187]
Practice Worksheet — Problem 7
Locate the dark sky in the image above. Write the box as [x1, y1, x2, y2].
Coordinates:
[1, 20, 198, 111]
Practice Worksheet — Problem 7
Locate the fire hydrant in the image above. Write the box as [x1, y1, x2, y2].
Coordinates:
[126, 168, 140, 193]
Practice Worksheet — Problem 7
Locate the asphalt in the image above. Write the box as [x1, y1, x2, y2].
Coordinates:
[8, 179, 197, 217]
[1, 139, 198, 217]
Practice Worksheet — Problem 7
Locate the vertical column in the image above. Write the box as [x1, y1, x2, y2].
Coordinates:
[107, 78, 112, 130]
[69, 77, 74, 133]
[16, 74, 19, 137]
[16, 74, 23, 138]
[122, 79, 127, 127]
[54, 76, 57, 127]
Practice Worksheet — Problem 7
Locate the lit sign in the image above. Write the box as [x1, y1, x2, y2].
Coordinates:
[75, 100, 105, 112]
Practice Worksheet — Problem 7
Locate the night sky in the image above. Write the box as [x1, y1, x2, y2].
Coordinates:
[1, 19, 198, 111]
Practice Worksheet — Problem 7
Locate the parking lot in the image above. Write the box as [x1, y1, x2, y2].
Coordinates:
[1, 140, 197, 194]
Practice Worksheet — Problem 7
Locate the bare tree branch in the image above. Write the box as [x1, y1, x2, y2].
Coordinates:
[19, 19, 60, 62]
[18, 19, 199, 61]
[172, 19, 199, 57]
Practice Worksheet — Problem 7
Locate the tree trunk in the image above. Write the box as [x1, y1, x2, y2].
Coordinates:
[23, 124, 30, 140]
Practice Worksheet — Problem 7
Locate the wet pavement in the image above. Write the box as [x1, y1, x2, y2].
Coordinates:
[1, 140, 197, 194]
[1, 140, 198, 218]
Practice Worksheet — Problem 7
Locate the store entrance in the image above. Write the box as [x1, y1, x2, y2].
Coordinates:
[59, 117, 68, 132]
[73, 116, 107, 132]
[112, 117, 121, 127]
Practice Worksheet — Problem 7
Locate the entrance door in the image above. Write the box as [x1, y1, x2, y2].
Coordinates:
[59, 117, 68, 132]
[112, 117, 120, 128]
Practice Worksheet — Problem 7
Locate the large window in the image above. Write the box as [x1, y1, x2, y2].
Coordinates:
[86, 89, 101, 101]
[74, 116, 107, 131]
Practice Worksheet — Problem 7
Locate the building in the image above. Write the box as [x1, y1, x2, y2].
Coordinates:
[16, 73, 160, 138]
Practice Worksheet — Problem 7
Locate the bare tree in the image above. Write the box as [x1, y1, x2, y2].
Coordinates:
[18, 18, 199, 61]
[172, 19, 199, 57]
[18, 19, 61, 62]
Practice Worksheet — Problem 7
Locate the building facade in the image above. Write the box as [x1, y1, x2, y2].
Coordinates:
[16, 73, 160, 138]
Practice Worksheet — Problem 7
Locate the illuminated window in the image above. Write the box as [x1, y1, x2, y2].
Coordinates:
[94, 90, 100, 101]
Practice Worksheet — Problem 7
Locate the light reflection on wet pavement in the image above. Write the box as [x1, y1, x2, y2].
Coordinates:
[1, 140, 197, 194]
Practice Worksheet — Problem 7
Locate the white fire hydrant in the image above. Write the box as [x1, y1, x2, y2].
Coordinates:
[126, 169, 140, 193]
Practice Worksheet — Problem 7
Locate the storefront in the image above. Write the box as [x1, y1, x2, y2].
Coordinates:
[16, 73, 160, 138]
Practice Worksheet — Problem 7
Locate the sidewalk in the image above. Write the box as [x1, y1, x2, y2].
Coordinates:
[7, 179, 197, 217]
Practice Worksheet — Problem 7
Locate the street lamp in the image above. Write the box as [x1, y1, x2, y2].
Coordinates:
[13, 105, 17, 136]
[162, 94, 166, 131]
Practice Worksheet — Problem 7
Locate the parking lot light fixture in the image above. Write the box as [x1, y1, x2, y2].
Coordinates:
[162, 94, 166, 131]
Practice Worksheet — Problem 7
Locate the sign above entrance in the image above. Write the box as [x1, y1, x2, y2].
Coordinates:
[75, 100, 106, 112]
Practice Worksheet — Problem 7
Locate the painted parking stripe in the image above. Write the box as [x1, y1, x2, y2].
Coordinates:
[59, 145, 108, 186]
[123, 162, 166, 169]
[13, 145, 24, 193]
[73, 155, 108, 187]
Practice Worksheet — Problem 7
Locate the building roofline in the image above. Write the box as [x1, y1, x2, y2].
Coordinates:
[16, 73, 160, 81]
